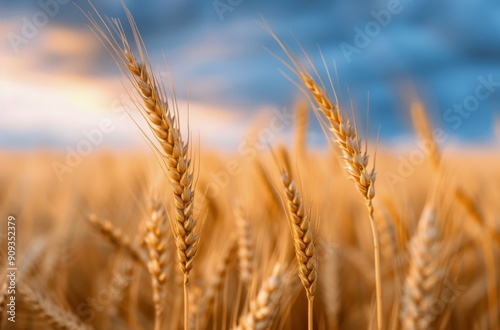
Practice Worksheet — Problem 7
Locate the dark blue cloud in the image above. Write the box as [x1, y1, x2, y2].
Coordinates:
[2, 0, 500, 142]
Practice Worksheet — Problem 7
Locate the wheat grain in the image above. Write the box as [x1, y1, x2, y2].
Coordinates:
[87, 9, 199, 328]
[455, 188, 499, 330]
[280, 170, 317, 301]
[279, 162, 317, 330]
[108, 260, 135, 320]
[20, 285, 92, 330]
[319, 244, 340, 330]
[199, 237, 237, 328]
[87, 214, 147, 265]
[86, 4, 199, 285]
[263, 31, 383, 327]
[144, 196, 169, 330]
[234, 264, 283, 330]
[235, 206, 254, 284]
[400, 204, 443, 330]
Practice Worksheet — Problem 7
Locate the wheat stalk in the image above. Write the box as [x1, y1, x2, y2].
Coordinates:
[455, 189, 499, 330]
[280, 171, 317, 299]
[87, 214, 147, 265]
[255, 160, 283, 220]
[235, 207, 254, 284]
[294, 99, 309, 157]
[302, 73, 375, 203]
[411, 101, 440, 170]
[320, 244, 340, 330]
[20, 285, 92, 330]
[108, 260, 135, 321]
[233, 264, 283, 330]
[265, 29, 381, 328]
[86, 7, 199, 329]
[144, 196, 169, 330]
[412, 102, 499, 329]
[279, 161, 317, 330]
[400, 204, 443, 330]
[376, 207, 397, 262]
[299, 72, 381, 328]
[198, 237, 237, 328]
[264, 26, 376, 207]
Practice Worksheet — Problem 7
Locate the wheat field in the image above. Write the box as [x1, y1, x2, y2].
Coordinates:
[1, 5, 500, 330]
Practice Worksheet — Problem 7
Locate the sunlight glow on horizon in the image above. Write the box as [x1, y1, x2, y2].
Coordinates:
[0, 21, 254, 150]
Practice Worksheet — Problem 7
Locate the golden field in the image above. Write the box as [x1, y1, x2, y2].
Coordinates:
[1, 6, 500, 330]
[0, 143, 499, 329]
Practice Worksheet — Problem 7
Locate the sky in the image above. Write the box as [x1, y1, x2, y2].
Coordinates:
[1, 0, 500, 150]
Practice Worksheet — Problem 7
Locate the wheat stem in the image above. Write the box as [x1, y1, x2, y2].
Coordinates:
[86, 9, 199, 330]
[308, 299, 314, 330]
[265, 31, 381, 328]
[184, 281, 189, 330]
[369, 209, 383, 330]
[280, 166, 317, 329]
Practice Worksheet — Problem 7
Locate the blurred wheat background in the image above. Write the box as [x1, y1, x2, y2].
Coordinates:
[1, 1, 500, 330]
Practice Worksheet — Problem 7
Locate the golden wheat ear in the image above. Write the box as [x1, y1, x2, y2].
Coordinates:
[144, 196, 170, 330]
[454, 188, 499, 330]
[411, 99, 499, 329]
[20, 284, 92, 330]
[234, 263, 284, 330]
[235, 206, 254, 285]
[410, 100, 441, 171]
[84, 5, 198, 329]
[263, 22, 376, 210]
[263, 24, 383, 330]
[87, 214, 148, 265]
[198, 236, 237, 329]
[280, 169, 317, 301]
[400, 203, 444, 330]
[274, 146, 317, 330]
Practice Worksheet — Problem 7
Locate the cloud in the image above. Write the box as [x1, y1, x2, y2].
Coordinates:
[0, 21, 106, 76]
[1, 0, 500, 149]
[39, 26, 99, 57]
